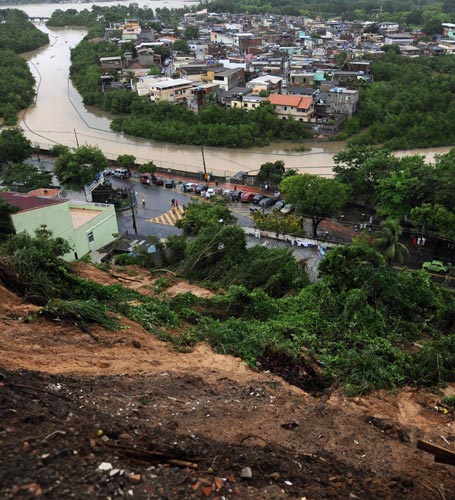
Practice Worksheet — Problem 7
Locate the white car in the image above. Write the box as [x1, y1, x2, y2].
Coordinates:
[206, 188, 215, 196]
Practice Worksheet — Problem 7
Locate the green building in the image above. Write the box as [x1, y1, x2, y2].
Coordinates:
[0, 191, 119, 261]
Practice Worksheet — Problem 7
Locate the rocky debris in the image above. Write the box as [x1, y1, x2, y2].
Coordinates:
[240, 466, 253, 479]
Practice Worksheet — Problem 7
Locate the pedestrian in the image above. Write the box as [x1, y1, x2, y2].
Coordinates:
[233, 185, 237, 191]
[215, 180, 219, 187]
[175, 199, 179, 208]
[369, 215, 374, 224]
[171, 198, 175, 208]
[142, 198, 146, 208]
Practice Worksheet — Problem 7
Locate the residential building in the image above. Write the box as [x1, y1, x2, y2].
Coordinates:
[384, 32, 414, 46]
[100, 56, 122, 72]
[325, 87, 359, 116]
[246, 74, 282, 93]
[204, 68, 245, 91]
[122, 20, 141, 41]
[188, 83, 221, 111]
[147, 78, 194, 103]
[231, 94, 265, 110]
[0, 192, 119, 261]
[266, 94, 315, 121]
[442, 23, 455, 38]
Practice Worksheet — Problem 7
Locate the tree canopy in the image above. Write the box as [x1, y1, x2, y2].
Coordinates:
[280, 174, 351, 237]
[0, 128, 33, 165]
[1, 163, 52, 193]
[54, 145, 109, 190]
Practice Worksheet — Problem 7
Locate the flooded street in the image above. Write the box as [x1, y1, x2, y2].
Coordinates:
[15, 4, 455, 178]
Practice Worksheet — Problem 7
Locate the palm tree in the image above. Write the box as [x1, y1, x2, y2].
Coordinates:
[374, 219, 409, 266]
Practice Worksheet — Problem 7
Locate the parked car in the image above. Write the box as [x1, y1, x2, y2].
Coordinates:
[164, 179, 175, 189]
[113, 168, 130, 179]
[259, 196, 275, 208]
[195, 184, 209, 195]
[252, 193, 266, 204]
[280, 204, 295, 214]
[140, 172, 153, 185]
[206, 187, 216, 196]
[229, 190, 242, 202]
[153, 176, 164, 186]
[422, 260, 449, 273]
[103, 168, 113, 176]
[241, 192, 255, 203]
[272, 200, 285, 211]
[184, 182, 197, 192]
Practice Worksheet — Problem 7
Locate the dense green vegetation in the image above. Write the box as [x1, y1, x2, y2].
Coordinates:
[334, 145, 455, 242]
[340, 52, 455, 149]
[2, 210, 455, 395]
[0, 9, 48, 53]
[0, 9, 48, 124]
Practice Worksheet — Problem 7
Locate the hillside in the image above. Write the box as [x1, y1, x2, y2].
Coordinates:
[1, 264, 455, 499]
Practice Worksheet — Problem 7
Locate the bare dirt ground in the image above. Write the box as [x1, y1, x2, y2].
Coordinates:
[1, 264, 455, 499]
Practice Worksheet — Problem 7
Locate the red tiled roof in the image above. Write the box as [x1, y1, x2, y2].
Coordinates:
[0, 192, 66, 212]
[267, 94, 313, 110]
[26, 188, 61, 198]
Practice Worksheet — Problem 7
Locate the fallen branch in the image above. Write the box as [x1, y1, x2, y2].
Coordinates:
[99, 441, 199, 469]
[6, 383, 72, 401]
[417, 439, 455, 466]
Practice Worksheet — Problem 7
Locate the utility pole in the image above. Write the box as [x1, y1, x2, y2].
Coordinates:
[200, 145, 208, 181]
[74, 128, 79, 148]
[130, 188, 138, 235]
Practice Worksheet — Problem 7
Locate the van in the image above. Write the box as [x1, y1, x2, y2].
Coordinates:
[113, 168, 130, 179]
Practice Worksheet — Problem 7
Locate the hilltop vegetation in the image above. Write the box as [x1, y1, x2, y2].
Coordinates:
[0, 9, 48, 124]
[2, 197, 455, 395]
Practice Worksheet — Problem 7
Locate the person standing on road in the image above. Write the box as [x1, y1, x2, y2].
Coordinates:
[175, 199, 179, 209]
[142, 198, 146, 208]
[171, 199, 175, 208]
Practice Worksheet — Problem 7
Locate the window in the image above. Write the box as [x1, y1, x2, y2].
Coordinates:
[87, 231, 94, 243]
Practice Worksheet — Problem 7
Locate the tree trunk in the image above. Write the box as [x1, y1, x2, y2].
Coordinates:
[312, 218, 321, 239]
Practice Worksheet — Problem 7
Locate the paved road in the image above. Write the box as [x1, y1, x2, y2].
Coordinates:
[111, 176, 253, 239]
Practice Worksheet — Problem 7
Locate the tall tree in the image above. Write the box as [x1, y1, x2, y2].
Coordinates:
[0, 128, 33, 166]
[183, 25, 199, 40]
[54, 145, 109, 190]
[374, 219, 409, 266]
[2, 163, 52, 193]
[333, 145, 398, 205]
[257, 160, 285, 189]
[0, 198, 19, 235]
[410, 203, 455, 240]
[280, 174, 351, 238]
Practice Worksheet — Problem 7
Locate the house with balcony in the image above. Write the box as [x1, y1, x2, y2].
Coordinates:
[147, 78, 194, 103]
[266, 94, 315, 121]
[100, 56, 123, 72]
[122, 20, 141, 41]
[0, 192, 119, 261]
